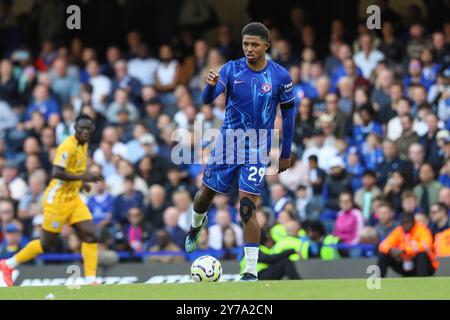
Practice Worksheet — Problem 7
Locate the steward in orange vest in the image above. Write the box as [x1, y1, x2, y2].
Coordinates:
[378, 213, 439, 277]
[434, 228, 450, 258]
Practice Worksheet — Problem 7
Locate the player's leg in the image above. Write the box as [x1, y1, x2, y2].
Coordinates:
[185, 184, 217, 253]
[72, 219, 99, 283]
[238, 190, 260, 281]
[238, 163, 267, 281]
[0, 230, 59, 286]
[186, 161, 236, 253]
[70, 198, 98, 283]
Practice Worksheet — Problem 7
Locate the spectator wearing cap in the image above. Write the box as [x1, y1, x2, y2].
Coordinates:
[333, 191, 364, 245]
[395, 113, 419, 161]
[429, 202, 450, 236]
[322, 156, 352, 226]
[413, 163, 443, 215]
[0, 161, 27, 202]
[354, 170, 382, 221]
[143, 97, 162, 136]
[112, 175, 144, 226]
[378, 213, 438, 277]
[0, 222, 29, 259]
[105, 88, 139, 124]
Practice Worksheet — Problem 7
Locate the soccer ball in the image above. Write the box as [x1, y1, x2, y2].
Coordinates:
[190, 255, 222, 282]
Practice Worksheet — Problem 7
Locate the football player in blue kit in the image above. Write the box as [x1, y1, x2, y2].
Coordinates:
[185, 22, 295, 281]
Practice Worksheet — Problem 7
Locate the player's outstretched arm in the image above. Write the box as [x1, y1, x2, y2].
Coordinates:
[52, 165, 101, 182]
[279, 101, 295, 173]
[201, 69, 225, 104]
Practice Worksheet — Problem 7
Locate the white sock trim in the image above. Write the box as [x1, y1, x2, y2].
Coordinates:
[5, 257, 18, 269]
[244, 246, 259, 276]
[192, 210, 207, 228]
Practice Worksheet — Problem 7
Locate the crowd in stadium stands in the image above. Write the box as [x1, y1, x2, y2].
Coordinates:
[0, 3, 449, 269]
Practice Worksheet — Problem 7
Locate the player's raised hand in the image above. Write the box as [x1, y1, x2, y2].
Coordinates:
[206, 69, 219, 86]
[278, 157, 291, 174]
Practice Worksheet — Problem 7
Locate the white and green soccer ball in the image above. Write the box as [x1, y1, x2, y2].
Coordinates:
[190, 255, 222, 282]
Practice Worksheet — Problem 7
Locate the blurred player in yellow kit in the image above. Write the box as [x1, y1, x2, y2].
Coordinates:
[0, 115, 101, 286]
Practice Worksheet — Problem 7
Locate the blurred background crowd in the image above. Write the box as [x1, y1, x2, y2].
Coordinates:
[0, 0, 449, 266]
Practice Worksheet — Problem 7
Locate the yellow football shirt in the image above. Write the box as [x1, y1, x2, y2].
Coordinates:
[44, 135, 88, 204]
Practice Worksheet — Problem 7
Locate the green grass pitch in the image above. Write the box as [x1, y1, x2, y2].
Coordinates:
[0, 277, 449, 300]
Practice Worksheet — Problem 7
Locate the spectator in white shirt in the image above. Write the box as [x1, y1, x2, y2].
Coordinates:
[154, 44, 180, 93]
[353, 33, 385, 80]
[208, 209, 243, 250]
[127, 44, 159, 86]
[0, 161, 27, 202]
[87, 59, 112, 114]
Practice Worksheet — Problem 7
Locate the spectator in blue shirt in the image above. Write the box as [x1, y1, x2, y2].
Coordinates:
[0, 222, 29, 259]
[87, 177, 113, 231]
[345, 147, 365, 191]
[23, 84, 60, 127]
[352, 104, 383, 148]
[112, 175, 144, 226]
[360, 133, 384, 171]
